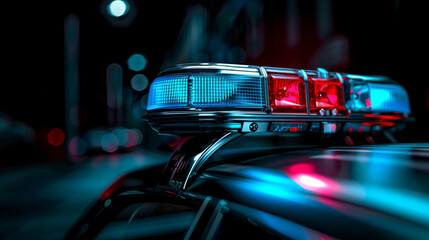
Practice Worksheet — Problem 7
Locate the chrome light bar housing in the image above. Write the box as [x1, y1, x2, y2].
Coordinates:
[144, 63, 410, 135]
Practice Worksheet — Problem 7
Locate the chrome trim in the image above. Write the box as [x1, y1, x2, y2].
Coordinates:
[144, 110, 410, 134]
[145, 110, 381, 122]
[298, 70, 311, 114]
[344, 74, 396, 83]
[264, 66, 297, 75]
[317, 67, 329, 78]
[160, 63, 262, 77]
[335, 72, 348, 111]
[182, 132, 242, 189]
[335, 72, 344, 84]
[258, 66, 270, 111]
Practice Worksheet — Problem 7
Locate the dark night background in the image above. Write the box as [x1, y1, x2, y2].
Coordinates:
[0, 0, 429, 239]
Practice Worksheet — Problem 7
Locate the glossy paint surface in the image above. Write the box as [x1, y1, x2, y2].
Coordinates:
[197, 143, 429, 238]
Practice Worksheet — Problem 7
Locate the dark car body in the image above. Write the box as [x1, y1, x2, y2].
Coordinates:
[66, 133, 429, 239]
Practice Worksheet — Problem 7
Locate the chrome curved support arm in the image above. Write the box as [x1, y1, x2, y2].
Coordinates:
[158, 132, 243, 190]
[183, 132, 242, 189]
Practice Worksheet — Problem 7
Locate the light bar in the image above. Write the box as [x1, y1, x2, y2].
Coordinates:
[144, 63, 411, 134]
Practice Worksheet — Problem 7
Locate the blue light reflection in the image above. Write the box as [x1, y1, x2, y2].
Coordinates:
[229, 168, 303, 200]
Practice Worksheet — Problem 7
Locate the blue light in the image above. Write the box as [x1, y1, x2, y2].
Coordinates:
[244, 169, 294, 185]
[147, 73, 265, 111]
[101, 133, 119, 153]
[190, 74, 264, 108]
[346, 81, 410, 115]
[228, 168, 302, 200]
[147, 75, 188, 111]
[369, 83, 410, 114]
[363, 185, 429, 227]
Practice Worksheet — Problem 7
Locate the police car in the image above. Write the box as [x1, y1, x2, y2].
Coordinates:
[66, 63, 429, 239]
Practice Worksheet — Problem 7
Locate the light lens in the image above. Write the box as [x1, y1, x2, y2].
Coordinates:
[269, 74, 307, 112]
[147, 74, 188, 111]
[147, 73, 265, 111]
[346, 80, 371, 112]
[190, 73, 264, 108]
[345, 80, 410, 115]
[310, 78, 345, 112]
[368, 83, 410, 114]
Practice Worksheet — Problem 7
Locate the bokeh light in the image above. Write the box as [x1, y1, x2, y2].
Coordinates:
[101, 133, 119, 153]
[130, 74, 149, 91]
[47, 128, 65, 146]
[68, 136, 87, 157]
[140, 94, 148, 111]
[127, 53, 147, 72]
[107, 0, 129, 17]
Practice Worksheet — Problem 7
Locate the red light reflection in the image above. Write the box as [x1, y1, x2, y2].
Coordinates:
[290, 127, 299, 132]
[100, 174, 127, 201]
[363, 114, 402, 120]
[284, 163, 340, 195]
[365, 98, 372, 108]
[125, 129, 137, 147]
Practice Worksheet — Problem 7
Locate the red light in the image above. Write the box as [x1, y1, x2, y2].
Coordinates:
[269, 74, 307, 112]
[310, 78, 345, 112]
[47, 128, 65, 146]
[284, 163, 340, 195]
[365, 98, 372, 108]
[289, 127, 299, 132]
[363, 114, 402, 120]
[100, 174, 128, 201]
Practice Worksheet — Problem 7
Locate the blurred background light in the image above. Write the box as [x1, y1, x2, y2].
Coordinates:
[47, 128, 65, 146]
[130, 74, 149, 91]
[101, 132, 119, 153]
[68, 136, 87, 157]
[140, 94, 149, 113]
[107, 0, 129, 17]
[127, 53, 147, 72]
[102, 0, 136, 27]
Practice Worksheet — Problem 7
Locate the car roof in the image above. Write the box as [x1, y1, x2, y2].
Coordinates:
[187, 143, 429, 239]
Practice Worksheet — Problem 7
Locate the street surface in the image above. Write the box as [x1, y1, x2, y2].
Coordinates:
[0, 150, 170, 239]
